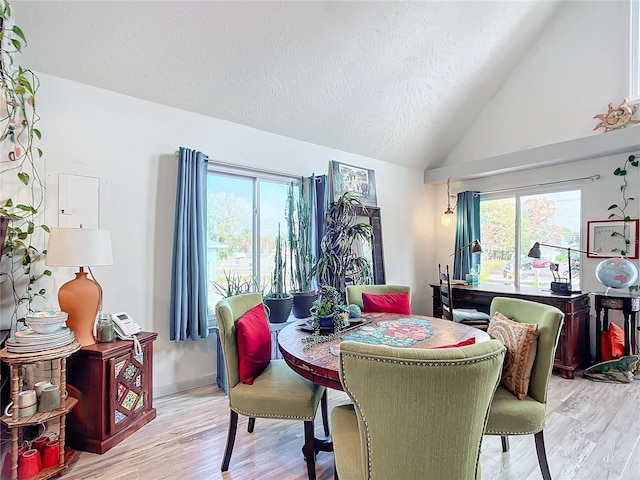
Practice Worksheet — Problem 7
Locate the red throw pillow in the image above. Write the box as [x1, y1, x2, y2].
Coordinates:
[236, 304, 271, 385]
[609, 322, 625, 359]
[601, 331, 613, 361]
[433, 337, 477, 349]
[361, 292, 411, 314]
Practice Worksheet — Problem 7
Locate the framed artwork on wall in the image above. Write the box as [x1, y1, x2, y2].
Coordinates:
[331, 161, 377, 206]
[587, 219, 639, 259]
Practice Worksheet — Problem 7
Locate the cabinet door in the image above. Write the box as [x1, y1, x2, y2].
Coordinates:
[109, 346, 148, 435]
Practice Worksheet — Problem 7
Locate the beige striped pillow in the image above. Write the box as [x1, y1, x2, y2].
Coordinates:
[488, 311, 540, 400]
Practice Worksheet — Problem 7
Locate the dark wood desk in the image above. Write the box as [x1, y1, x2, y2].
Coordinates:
[430, 283, 590, 379]
[593, 292, 639, 361]
[278, 313, 490, 391]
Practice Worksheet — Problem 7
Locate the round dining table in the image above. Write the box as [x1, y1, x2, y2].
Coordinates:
[278, 312, 491, 391]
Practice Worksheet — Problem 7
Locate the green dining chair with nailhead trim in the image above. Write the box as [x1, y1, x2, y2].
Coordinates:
[216, 293, 329, 480]
[484, 297, 564, 480]
[331, 339, 506, 479]
[345, 284, 411, 310]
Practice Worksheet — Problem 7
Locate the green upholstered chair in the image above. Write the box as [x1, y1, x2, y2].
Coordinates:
[331, 339, 506, 480]
[215, 293, 329, 480]
[485, 297, 565, 480]
[345, 284, 411, 310]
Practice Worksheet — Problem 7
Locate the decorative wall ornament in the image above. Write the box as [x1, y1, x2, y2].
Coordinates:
[593, 98, 640, 132]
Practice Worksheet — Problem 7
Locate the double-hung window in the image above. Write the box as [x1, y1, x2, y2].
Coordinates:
[206, 166, 298, 315]
[631, 0, 640, 100]
[479, 189, 582, 290]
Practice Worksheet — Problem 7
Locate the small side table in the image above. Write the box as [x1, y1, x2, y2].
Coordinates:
[593, 292, 639, 362]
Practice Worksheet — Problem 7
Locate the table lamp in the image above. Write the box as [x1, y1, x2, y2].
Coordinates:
[450, 239, 482, 280]
[46, 228, 113, 346]
[527, 241, 593, 295]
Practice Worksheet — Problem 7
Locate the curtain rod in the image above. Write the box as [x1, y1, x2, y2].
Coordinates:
[174, 151, 324, 181]
[473, 174, 600, 197]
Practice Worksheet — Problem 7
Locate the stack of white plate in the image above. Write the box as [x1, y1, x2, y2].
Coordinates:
[6, 327, 76, 353]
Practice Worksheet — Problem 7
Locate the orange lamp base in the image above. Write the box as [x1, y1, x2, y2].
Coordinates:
[58, 270, 98, 346]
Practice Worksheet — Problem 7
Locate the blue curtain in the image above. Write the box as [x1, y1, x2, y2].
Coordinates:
[303, 174, 328, 290]
[170, 147, 209, 341]
[453, 191, 481, 280]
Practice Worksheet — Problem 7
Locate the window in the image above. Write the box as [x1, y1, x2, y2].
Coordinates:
[206, 167, 298, 314]
[631, 0, 640, 100]
[479, 189, 582, 290]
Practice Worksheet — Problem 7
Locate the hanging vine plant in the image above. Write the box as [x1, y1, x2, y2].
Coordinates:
[607, 154, 639, 256]
[0, 0, 50, 327]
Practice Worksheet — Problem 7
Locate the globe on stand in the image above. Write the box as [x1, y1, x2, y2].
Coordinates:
[595, 257, 639, 294]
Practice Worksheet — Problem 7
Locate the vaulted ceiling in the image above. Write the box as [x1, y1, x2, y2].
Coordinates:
[12, 1, 562, 170]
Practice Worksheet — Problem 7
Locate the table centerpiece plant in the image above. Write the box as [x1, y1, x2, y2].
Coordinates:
[309, 285, 348, 330]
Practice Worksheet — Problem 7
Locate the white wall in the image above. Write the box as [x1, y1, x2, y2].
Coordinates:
[423, 0, 640, 353]
[444, 0, 631, 166]
[8, 73, 426, 396]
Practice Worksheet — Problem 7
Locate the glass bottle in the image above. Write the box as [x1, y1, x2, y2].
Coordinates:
[97, 312, 115, 343]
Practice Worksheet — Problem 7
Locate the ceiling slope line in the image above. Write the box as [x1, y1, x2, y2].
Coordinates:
[423, 126, 640, 185]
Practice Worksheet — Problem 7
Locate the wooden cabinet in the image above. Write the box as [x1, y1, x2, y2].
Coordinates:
[430, 283, 590, 379]
[66, 332, 157, 454]
[0, 341, 81, 480]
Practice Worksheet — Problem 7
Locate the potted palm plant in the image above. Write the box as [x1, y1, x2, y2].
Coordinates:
[314, 192, 374, 300]
[263, 224, 293, 323]
[287, 181, 316, 318]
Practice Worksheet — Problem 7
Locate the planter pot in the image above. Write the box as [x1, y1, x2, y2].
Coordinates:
[264, 296, 293, 324]
[292, 290, 317, 318]
[318, 314, 335, 330]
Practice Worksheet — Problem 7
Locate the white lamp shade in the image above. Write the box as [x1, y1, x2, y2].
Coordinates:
[46, 228, 113, 267]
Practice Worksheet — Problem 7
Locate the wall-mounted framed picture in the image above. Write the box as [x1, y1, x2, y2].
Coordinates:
[330, 160, 377, 206]
[587, 219, 639, 259]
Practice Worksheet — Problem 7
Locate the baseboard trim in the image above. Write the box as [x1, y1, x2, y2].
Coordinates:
[153, 374, 218, 398]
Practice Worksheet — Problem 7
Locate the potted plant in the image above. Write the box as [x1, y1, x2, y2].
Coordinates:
[287, 181, 316, 318]
[263, 224, 293, 323]
[309, 285, 346, 330]
[211, 270, 263, 299]
[0, 4, 50, 331]
[314, 192, 374, 300]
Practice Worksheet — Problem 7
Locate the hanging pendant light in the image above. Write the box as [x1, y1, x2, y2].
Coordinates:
[441, 178, 455, 227]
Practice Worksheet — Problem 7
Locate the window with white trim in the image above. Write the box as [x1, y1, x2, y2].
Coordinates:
[206, 167, 298, 314]
[631, 0, 640, 100]
[479, 189, 582, 290]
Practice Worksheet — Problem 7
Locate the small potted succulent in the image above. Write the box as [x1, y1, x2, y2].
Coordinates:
[310, 285, 347, 330]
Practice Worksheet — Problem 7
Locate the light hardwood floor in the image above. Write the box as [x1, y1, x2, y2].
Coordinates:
[4, 372, 640, 480]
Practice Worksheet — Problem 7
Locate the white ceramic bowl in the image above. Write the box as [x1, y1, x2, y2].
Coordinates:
[26, 311, 68, 334]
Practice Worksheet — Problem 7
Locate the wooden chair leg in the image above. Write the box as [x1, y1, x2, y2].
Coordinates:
[321, 390, 330, 437]
[535, 430, 552, 480]
[501, 435, 509, 452]
[221, 410, 238, 471]
[247, 417, 255, 433]
[303, 421, 317, 480]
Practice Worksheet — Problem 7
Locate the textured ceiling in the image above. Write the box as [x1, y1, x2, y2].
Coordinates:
[11, 1, 561, 170]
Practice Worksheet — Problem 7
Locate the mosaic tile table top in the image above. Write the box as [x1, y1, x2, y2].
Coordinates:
[278, 312, 490, 391]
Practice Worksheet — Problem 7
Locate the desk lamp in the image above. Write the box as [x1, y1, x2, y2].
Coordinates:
[527, 242, 593, 295]
[46, 228, 113, 346]
[450, 239, 482, 280]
